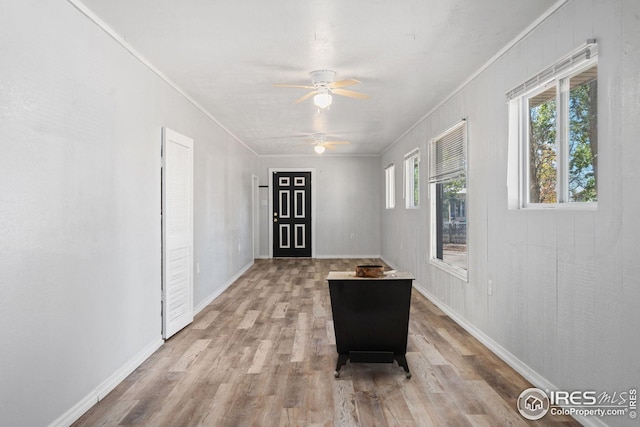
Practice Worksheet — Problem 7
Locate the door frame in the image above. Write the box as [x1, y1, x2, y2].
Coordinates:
[252, 174, 259, 260]
[268, 168, 316, 258]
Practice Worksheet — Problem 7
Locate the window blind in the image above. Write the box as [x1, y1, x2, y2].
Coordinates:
[505, 39, 597, 101]
[404, 148, 420, 160]
[429, 121, 466, 183]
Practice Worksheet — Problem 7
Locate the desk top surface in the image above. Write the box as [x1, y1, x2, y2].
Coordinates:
[327, 271, 414, 281]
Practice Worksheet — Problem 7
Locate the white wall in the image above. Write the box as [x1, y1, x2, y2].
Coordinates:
[0, 2, 257, 426]
[381, 1, 640, 426]
[194, 126, 256, 308]
[258, 156, 381, 258]
[3, 1, 638, 426]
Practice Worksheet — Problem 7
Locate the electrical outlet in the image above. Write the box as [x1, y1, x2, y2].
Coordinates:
[350, 233, 355, 240]
[487, 279, 493, 296]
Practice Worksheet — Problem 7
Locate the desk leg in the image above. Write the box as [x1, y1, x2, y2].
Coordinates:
[394, 355, 411, 378]
[334, 354, 349, 378]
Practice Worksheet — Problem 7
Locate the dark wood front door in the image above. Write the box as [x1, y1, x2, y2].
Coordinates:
[273, 171, 311, 257]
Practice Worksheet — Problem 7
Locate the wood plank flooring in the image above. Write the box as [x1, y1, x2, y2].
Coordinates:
[73, 258, 580, 426]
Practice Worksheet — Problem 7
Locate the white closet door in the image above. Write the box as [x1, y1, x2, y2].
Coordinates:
[162, 127, 194, 339]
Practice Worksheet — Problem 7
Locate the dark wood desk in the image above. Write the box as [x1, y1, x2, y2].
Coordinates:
[327, 271, 414, 378]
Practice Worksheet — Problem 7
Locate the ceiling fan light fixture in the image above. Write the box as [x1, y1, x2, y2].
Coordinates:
[314, 144, 326, 154]
[313, 93, 332, 109]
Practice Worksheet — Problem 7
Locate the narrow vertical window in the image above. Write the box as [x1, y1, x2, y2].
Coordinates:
[429, 121, 467, 280]
[528, 86, 557, 203]
[404, 149, 420, 208]
[567, 65, 597, 202]
[385, 163, 395, 209]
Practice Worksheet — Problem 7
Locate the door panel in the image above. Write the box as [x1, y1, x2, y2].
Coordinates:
[279, 189, 290, 218]
[162, 128, 194, 339]
[273, 171, 311, 257]
[294, 190, 305, 218]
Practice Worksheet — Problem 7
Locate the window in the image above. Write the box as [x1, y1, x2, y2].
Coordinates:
[429, 120, 467, 280]
[508, 40, 598, 207]
[385, 163, 395, 209]
[404, 148, 420, 208]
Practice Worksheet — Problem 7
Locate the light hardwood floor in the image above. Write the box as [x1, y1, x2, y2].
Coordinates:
[73, 258, 580, 426]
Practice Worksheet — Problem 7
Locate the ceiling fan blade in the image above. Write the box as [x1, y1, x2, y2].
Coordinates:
[323, 144, 337, 150]
[331, 88, 370, 99]
[325, 140, 350, 145]
[329, 79, 361, 88]
[273, 84, 316, 89]
[293, 91, 319, 104]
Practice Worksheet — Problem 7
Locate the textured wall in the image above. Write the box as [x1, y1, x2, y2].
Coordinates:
[0, 2, 256, 426]
[257, 156, 382, 258]
[381, 1, 640, 426]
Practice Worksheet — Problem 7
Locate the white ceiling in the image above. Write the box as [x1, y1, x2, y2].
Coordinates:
[76, 0, 558, 156]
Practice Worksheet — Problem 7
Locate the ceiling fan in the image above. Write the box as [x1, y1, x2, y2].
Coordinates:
[307, 133, 350, 154]
[274, 70, 369, 109]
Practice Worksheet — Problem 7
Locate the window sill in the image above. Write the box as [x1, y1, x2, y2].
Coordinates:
[519, 202, 597, 211]
[429, 258, 468, 282]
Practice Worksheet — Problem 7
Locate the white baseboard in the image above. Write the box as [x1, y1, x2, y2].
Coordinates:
[48, 336, 163, 427]
[255, 255, 382, 260]
[50, 261, 255, 427]
[380, 257, 605, 427]
[314, 254, 382, 259]
[193, 259, 254, 315]
[411, 282, 607, 427]
[412, 281, 554, 384]
[52, 256, 605, 427]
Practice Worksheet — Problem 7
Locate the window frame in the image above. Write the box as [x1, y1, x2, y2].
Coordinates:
[385, 163, 395, 209]
[403, 148, 420, 209]
[428, 121, 468, 282]
[508, 41, 598, 210]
